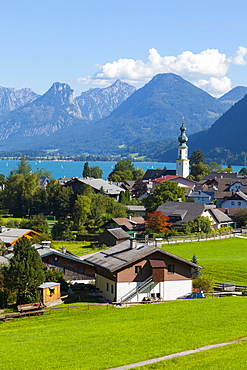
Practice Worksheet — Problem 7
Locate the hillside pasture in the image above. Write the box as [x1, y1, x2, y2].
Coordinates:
[162, 237, 247, 286]
[1, 298, 247, 369]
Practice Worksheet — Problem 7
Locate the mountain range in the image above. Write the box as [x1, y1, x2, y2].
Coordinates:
[0, 74, 246, 159]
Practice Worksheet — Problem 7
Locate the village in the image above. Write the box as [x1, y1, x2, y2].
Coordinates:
[1, 121, 247, 369]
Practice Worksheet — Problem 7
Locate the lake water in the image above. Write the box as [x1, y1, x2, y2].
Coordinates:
[0, 160, 244, 179]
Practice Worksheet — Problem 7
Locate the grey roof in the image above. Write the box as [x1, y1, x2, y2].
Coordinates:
[39, 282, 60, 289]
[188, 191, 211, 199]
[209, 208, 233, 223]
[84, 240, 202, 273]
[200, 172, 239, 181]
[69, 178, 125, 195]
[0, 227, 38, 245]
[35, 245, 94, 266]
[143, 169, 176, 181]
[126, 205, 146, 212]
[157, 202, 206, 225]
[0, 255, 10, 265]
[106, 228, 130, 240]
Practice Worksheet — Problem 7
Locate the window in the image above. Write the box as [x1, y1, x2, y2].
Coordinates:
[54, 256, 59, 262]
[110, 284, 114, 295]
[59, 267, 65, 273]
[106, 282, 109, 292]
[238, 202, 241, 206]
[231, 201, 235, 205]
[135, 266, 142, 275]
[168, 264, 174, 274]
[49, 288, 55, 296]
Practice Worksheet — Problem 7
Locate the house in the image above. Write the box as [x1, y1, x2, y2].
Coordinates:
[0, 226, 40, 249]
[142, 169, 176, 182]
[84, 239, 202, 302]
[126, 205, 146, 217]
[98, 228, 130, 247]
[156, 202, 233, 230]
[187, 190, 213, 204]
[35, 243, 95, 283]
[104, 216, 146, 236]
[195, 177, 247, 206]
[219, 190, 247, 209]
[39, 282, 61, 304]
[65, 177, 125, 201]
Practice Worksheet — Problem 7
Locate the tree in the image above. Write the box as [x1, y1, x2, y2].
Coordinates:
[82, 162, 103, 178]
[132, 178, 148, 198]
[19, 214, 50, 240]
[191, 254, 201, 277]
[108, 159, 143, 181]
[145, 211, 172, 234]
[183, 216, 212, 234]
[44, 269, 68, 292]
[72, 195, 91, 232]
[189, 150, 205, 165]
[189, 162, 210, 181]
[82, 162, 90, 177]
[51, 218, 74, 240]
[207, 161, 222, 172]
[46, 179, 74, 218]
[142, 181, 186, 212]
[233, 209, 247, 227]
[239, 167, 247, 176]
[5, 237, 45, 304]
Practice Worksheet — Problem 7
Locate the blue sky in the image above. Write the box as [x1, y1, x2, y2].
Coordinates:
[1, 0, 247, 97]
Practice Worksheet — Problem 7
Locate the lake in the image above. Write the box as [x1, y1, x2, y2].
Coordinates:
[0, 160, 244, 179]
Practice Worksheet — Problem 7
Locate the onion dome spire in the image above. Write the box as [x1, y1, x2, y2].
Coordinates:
[178, 117, 188, 147]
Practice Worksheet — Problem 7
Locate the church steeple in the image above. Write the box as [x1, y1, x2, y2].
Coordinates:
[178, 118, 188, 147]
[176, 118, 189, 178]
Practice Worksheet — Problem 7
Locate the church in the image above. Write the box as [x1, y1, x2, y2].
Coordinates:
[176, 118, 190, 178]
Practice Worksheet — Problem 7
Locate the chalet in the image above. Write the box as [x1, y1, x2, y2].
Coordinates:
[156, 202, 233, 230]
[219, 190, 247, 209]
[85, 239, 202, 302]
[35, 243, 95, 283]
[0, 226, 40, 249]
[65, 177, 125, 201]
[187, 190, 213, 204]
[104, 216, 146, 235]
[98, 228, 130, 247]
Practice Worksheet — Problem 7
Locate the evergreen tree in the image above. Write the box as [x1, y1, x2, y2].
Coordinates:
[189, 150, 205, 165]
[191, 254, 201, 277]
[6, 237, 45, 304]
[82, 162, 90, 177]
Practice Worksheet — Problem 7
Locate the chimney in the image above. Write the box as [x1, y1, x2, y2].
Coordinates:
[155, 238, 163, 249]
[128, 215, 132, 220]
[61, 246, 66, 254]
[130, 237, 137, 249]
[0, 226, 6, 233]
[42, 241, 51, 249]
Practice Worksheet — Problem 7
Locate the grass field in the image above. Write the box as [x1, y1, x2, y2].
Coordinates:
[162, 237, 247, 286]
[1, 298, 247, 369]
[51, 240, 92, 255]
[136, 340, 247, 369]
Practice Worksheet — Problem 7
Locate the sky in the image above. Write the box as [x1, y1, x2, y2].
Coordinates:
[1, 0, 247, 97]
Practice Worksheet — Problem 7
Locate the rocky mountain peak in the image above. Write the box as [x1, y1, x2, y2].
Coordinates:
[76, 79, 136, 121]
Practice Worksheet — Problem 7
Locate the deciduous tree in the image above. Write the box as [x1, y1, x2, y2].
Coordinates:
[145, 211, 172, 234]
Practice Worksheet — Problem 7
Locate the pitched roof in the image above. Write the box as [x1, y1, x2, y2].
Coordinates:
[67, 177, 125, 196]
[84, 240, 202, 273]
[156, 202, 206, 225]
[35, 245, 94, 266]
[208, 208, 233, 223]
[106, 228, 130, 240]
[200, 172, 239, 181]
[108, 217, 145, 231]
[142, 169, 176, 181]
[0, 227, 39, 246]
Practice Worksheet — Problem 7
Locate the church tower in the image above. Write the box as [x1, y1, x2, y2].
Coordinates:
[176, 118, 189, 178]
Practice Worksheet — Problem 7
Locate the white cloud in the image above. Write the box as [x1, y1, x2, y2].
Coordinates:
[77, 46, 247, 96]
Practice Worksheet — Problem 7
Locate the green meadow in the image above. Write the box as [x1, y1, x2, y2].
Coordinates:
[1, 298, 247, 370]
[162, 237, 247, 286]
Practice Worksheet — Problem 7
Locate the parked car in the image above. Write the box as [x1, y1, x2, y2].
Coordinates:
[177, 292, 205, 299]
[242, 291, 247, 296]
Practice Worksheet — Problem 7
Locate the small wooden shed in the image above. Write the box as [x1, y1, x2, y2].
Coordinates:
[39, 282, 61, 304]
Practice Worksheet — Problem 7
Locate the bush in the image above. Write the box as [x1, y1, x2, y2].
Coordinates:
[193, 275, 215, 292]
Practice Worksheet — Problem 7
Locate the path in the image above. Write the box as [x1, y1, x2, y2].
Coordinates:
[107, 337, 247, 370]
